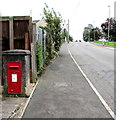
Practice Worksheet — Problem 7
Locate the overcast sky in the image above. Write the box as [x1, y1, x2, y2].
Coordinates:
[0, 0, 115, 40]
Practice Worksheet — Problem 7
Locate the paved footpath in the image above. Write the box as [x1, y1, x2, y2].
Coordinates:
[23, 43, 112, 118]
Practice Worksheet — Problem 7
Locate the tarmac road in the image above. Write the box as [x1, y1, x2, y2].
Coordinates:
[23, 43, 112, 118]
[68, 42, 115, 114]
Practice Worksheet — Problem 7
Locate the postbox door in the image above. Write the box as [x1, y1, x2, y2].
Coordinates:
[8, 62, 22, 94]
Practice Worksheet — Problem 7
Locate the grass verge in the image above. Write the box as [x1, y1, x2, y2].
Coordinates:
[94, 41, 116, 47]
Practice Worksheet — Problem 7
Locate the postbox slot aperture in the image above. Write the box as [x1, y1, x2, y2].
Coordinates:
[9, 66, 19, 69]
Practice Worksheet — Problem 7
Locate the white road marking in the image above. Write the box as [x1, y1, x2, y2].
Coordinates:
[20, 79, 40, 118]
[67, 46, 116, 119]
[107, 47, 114, 50]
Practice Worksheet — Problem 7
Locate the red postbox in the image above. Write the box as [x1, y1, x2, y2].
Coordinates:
[7, 62, 22, 94]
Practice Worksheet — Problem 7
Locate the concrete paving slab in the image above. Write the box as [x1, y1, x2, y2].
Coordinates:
[1, 82, 35, 119]
[2, 97, 27, 118]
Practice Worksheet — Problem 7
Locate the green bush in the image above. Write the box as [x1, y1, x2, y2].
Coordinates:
[36, 44, 43, 72]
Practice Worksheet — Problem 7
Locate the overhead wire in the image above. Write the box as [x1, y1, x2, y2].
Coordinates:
[70, 0, 81, 21]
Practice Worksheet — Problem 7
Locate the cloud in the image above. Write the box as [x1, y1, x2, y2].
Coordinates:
[0, 0, 115, 40]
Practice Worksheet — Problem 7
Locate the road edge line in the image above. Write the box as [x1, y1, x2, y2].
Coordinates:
[67, 46, 115, 120]
[89, 42, 115, 50]
[20, 79, 40, 118]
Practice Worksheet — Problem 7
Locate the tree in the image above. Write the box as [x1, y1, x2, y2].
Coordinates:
[83, 24, 94, 42]
[91, 27, 102, 41]
[69, 35, 73, 42]
[83, 27, 90, 42]
[101, 18, 116, 41]
[83, 24, 102, 41]
[61, 28, 73, 42]
[42, 3, 63, 59]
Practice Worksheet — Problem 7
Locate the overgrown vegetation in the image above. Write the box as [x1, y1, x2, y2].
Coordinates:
[36, 4, 74, 73]
[36, 44, 44, 73]
[42, 3, 63, 56]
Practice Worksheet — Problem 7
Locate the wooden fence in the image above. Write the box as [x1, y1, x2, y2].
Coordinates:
[0, 16, 35, 85]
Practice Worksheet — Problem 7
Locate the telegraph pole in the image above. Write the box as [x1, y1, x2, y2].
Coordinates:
[114, 1, 116, 20]
[89, 30, 90, 42]
[30, 10, 32, 17]
[108, 5, 110, 44]
[67, 19, 69, 43]
[93, 21, 95, 41]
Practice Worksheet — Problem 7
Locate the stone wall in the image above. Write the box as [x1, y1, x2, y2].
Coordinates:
[2, 50, 30, 96]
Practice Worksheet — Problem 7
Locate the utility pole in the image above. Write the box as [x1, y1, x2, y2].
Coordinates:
[67, 19, 69, 43]
[89, 30, 90, 42]
[108, 5, 110, 44]
[93, 21, 95, 41]
[30, 10, 32, 17]
[0, 11, 1, 85]
[114, 1, 116, 20]
[94, 29, 95, 41]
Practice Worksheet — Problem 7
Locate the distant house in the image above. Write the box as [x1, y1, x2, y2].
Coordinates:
[33, 20, 40, 23]
[33, 20, 47, 44]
